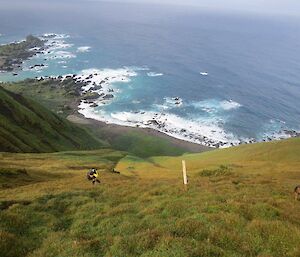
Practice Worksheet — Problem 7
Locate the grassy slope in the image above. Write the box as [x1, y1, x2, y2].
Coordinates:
[117, 137, 300, 178]
[2, 80, 189, 157]
[1, 78, 82, 118]
[0, 86, 106, 152]
[108, 131, 186, 158]
[0, 139, 300, 256]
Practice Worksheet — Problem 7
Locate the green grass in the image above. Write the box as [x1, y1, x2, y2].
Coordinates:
[110, 132, 186, 158]
[0, 35, 43, 57]
[119, 137, 300, 177]
[0, 168, 38, 189]
[198, 165, 233, 177]
[1, 139, 300, 256]
[1, 78, 82, 117]
[77, 124, 189, 158]
[2, 79, 190, 157]
[0, 86, 106, 152]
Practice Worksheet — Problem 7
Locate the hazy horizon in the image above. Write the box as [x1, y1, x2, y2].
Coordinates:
[1, 0, 300, 18]
[88, 0, 300, 17]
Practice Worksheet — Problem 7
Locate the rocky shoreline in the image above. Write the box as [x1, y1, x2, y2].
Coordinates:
[0, 35, 46, 73]
[31, 72, 299, 149]
[1, 33, 299, 149]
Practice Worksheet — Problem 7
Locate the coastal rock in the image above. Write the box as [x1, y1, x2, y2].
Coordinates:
[90, 103, 99, 108]
[147, 119, 160, 126]
[0, 35, 46, 72]
[93, 85, 102, 90]
[102, 94, 114, 100]
[283, 130, 300, 137]
[82, 92, 100, 100]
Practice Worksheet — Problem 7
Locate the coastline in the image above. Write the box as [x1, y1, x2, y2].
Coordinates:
[0, 35, 45, 73]
[1, 33, 299, 150]
[0, 33, 246, 149]
[3, 71, 298, 151]
[67, 113, 212, 153]
[49, 69, 300, 150]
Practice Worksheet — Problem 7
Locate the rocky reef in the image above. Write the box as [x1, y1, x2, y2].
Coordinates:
[0, 35, 45, 72]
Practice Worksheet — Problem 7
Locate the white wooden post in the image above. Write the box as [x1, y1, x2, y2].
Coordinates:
[182, 160, 188, 186]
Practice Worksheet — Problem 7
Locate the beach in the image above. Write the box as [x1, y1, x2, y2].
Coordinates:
[67, 114, 212, 152]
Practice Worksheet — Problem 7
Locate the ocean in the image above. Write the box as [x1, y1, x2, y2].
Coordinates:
[1, 0, 300, 147]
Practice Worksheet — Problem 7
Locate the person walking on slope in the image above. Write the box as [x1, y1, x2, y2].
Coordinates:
[294, 185, 300, 201]
[87, 168, 100, 185]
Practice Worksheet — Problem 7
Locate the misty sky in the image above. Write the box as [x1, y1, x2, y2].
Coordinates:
[2, 0, 300, 17]
[88, 0, 300, 16]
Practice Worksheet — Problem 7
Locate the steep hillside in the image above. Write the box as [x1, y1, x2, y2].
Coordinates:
[117, 137, 300, 178]
[2, 79, 200, 157]
[0, 86, 106, 152]
[0, 139, 300, 256]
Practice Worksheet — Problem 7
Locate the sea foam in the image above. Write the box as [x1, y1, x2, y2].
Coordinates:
[47, 51, 76, 59]
[39, 33, 76, 61]
[147, 72, 164, 77]
[191, 99, 242, 112]
[220, 100, 242, 110]
[77, 46, 91, 53]
[79, 67, 137, 92]
[77, 72, 244, 148]
[81, 108, 241, 148]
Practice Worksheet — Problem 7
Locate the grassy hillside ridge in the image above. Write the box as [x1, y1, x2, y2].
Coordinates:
[116, 137, 300, 178]
[181, 137, 300, 163]
[2, 78, 83, 117]
[0, 86, 106, 152]
[0, 139, 300, 256]
[2, 79, 194, 157]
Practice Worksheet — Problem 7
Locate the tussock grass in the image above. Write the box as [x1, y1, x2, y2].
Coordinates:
[1, 139, 300, 256]
[198, 165, 233, 177]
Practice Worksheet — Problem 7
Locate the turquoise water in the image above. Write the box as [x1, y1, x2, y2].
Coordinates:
[1, 0, 300, 146]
